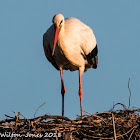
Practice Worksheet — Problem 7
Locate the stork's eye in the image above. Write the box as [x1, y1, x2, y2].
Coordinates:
[60, 20, 63, 25]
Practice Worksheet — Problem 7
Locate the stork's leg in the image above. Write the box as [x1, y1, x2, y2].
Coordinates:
[79, 68, 83, 119]
[60, 67, 65, 116]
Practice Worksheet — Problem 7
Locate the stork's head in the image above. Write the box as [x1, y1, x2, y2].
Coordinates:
[52, 14, 64, 55]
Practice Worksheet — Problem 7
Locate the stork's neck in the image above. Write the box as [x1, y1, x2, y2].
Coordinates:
[60, 25, 65, 35]
[57, 24, 67, 54]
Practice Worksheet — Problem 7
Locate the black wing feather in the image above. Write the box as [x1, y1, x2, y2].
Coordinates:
[86, 44, 98, 69]
[43, 34, 59, 70]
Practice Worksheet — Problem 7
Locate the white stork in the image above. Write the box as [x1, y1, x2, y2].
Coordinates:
[43, 14, 98, 118]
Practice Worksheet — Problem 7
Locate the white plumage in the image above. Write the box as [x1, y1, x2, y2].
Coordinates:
[43, 14, 98, 118]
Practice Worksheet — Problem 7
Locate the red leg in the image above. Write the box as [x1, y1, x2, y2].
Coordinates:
[79, 68, 83, 119]
[60, 68, 65, 116]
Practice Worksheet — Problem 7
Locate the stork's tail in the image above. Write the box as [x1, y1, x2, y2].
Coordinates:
[86, 44, 98, 69]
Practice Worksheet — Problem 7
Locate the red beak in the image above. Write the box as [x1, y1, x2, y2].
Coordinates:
[52, 27, 61, 56]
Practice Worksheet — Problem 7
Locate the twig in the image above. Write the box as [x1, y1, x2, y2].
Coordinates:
[4, 114, 14, 119]
[128, 78, 132, 109]
[34, 102, 46, 118]
[128, 128, 135, 140]
[112, 103, 127, 110]
[12, 110, 17, 116]
[33, 114, 73, 122]
[112, 113, 116, 140]
[83, 110, 93, 115]
[116, 125, 138, 139]
[18, 112, 27, 119]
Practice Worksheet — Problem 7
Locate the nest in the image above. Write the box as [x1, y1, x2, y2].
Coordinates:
[0, 79, 139, 139]
[0, 103, 140, 140]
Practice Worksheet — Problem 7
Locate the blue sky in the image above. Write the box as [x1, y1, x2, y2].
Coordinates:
[0, 1, 140, 120]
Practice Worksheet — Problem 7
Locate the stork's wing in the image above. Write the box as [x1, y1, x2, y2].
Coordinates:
[80, 27, 97, 54]
[80, 27, 98, 69]
[43, 33, 59, 70]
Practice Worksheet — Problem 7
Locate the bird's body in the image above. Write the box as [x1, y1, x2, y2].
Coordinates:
[43, 14, 98, 118]
[43, 16, 97, 73]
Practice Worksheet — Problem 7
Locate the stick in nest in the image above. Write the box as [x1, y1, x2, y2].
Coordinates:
[34, 102, 46, 118]
[112, 113, 116, 140]
[112, 102, 127, 111]
[128, 78, 132, 109]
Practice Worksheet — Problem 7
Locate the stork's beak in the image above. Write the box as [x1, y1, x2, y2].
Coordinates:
[52, 27, 61, 56]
